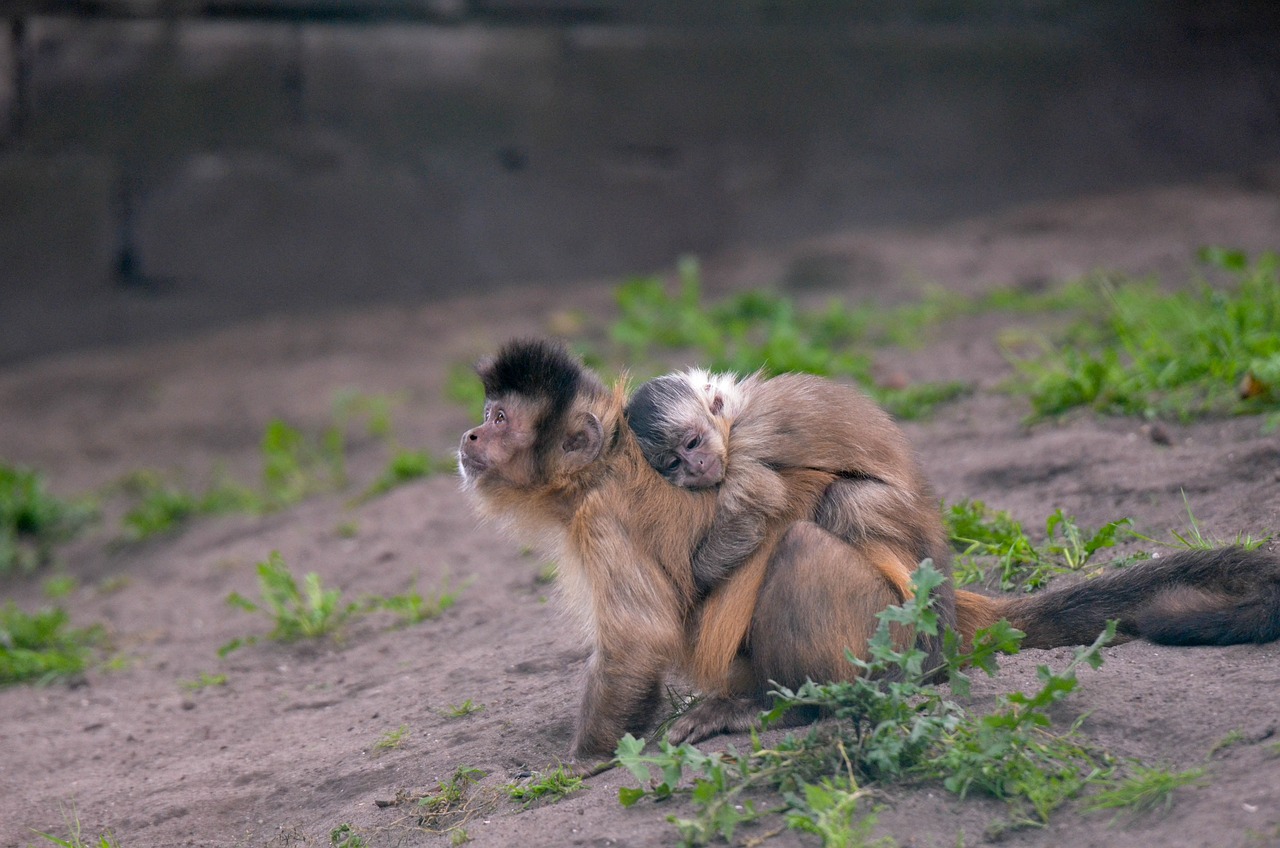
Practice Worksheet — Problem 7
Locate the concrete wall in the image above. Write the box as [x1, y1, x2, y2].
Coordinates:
[2, 3, 1278, 360]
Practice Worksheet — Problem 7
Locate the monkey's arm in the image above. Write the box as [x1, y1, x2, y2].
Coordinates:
[566, 508, 691, 761]
[690, 459, 788, 594]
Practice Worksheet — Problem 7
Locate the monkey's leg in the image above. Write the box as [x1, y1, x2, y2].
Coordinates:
[691, 509, 766, 595]
[672, 522, 902, 746]
[571, 631, 678, 762]
[668, 653, 804, 745]
[815, 477, 956, 678]
[750, 521, 903, 690]
[691, 459, 788, 594]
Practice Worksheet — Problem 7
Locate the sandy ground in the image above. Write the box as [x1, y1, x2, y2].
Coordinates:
[2, 175, 1280, 848]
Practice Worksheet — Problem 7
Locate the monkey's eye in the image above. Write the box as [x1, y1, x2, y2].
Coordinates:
[494, 409, 506, 424]
[664, 456, 681, 473]
[685, 435, 701, 450]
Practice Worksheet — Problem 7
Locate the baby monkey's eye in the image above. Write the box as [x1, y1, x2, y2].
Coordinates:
[664, 456, 681, 472]
[685, 435, 701, 450]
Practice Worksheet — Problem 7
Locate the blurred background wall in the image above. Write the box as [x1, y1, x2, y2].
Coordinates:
[1, 0, 1278, 361]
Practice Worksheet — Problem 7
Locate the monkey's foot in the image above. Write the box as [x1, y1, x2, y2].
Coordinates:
[563, 757, 617, 778]
[667, 695, 762, 746]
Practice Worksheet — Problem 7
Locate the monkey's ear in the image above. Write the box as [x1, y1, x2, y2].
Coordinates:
[562, 412, 604, 469]
[710, 393, 724, 415]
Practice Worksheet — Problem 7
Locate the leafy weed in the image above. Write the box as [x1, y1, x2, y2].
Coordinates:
[504, 766, 584, 808]
[366, 576, 466, 627]
[616, 562, 1162, 843]
[443, 698, 484, 718]
[1081, 763, 1205, 819]
[1011, 249, 1280, 421]
[608, 257, 968, 419]
[373, 725, 409, 753]
[329, 823, 368, 848]
[1, 463, 95, 574]
[221, 551, 357, 654]
[1, 603, 102, 685]
[416, 766, 490, 835]
[946, 500, 1133, 591]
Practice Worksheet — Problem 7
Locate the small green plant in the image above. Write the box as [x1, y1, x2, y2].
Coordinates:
[444, 698, 484, 718]
[607, 258, 968, 419]
[417, 766, 489, 835]
[221, 551, 356, 654]
[617, 735, 766, 845]
[1207, 729, 1247, 759]
[618, 562, 1133, 843]
[1082, 762, 1205, 819]
[332, 390, 404, 442]
[329, 823, 367, 848]
[1137, 493, 1273, 552]
[179, 672, 227, 691]
[450, 829, 471, 846]
[29, 804, 118, 848]
[946, 500, 1132, 591]
[260, 418, 347, 509]
[367, 576, 466, 627]
[1, 603, 102, 685]
[357, 448, 447, 502]
[505, 765, 584, 808]
[784, 778, 894, 848]
[334, 520, 359, 538]
[1, 463, 94, 574]
[534, 562, 558, 585]
[930, 629, 1117, 826]
[373, 725, 409, 753]
[1011, 249, 1280, 420]
[119, 471, 255, 540]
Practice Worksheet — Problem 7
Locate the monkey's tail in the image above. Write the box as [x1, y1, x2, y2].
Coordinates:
[957, 546, 1280, 650]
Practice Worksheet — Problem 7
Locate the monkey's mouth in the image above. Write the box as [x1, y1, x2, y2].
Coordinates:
[457, 451, 488, 478]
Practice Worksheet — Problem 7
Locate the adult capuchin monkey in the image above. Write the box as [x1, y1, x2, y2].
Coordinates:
[459, 339, 1280, 765]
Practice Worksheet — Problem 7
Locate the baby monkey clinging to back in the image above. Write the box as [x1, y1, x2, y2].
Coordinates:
[627, 368, 951, 588]
[626, 368, 956, 684]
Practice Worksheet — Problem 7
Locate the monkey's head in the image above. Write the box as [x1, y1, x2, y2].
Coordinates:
[459, 339, 613, 501]
[626, 373, 729, 489]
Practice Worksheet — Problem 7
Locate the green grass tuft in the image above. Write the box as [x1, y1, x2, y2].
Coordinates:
[221, 551, 357, 653]
[1, 603, 102, 685]
[946, 500, 1133, 591]
[373, 724, 409, 753]
[1082, 762, 1205, 818]
[617, 563, 1134, 841]
[1, 463, 95, 574]
[30, 806, 121, 848]
[505, 766, 584, 808]
[443, 698, 484, 718]
[1012, 249, 1280, 421]
[607, 257, 968, 418]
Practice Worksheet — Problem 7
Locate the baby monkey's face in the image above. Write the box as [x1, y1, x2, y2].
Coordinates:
[626, 373, 732, 489]
[662, 412, 726, 488]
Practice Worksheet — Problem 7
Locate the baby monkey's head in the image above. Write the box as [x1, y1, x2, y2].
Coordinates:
[626, 369, 740, 489]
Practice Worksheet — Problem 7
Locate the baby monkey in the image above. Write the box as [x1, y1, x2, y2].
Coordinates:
[627, 367, 954, 687]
